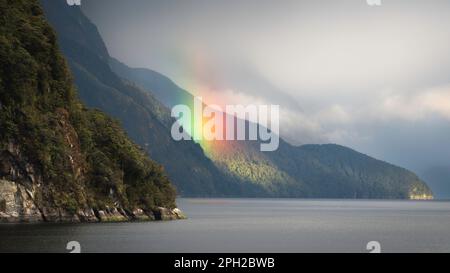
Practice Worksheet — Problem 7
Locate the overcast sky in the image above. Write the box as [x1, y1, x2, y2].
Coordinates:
[81, 0, 450, 176]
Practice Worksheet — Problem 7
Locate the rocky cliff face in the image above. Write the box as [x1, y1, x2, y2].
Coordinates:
[0, 143, 185, 223]
[0, 141, 46, 222]
[0, 177, 186, 223]
[0, 0, 184, 223]
[0, 180, 42, 223]
[0, 130, 185, 223]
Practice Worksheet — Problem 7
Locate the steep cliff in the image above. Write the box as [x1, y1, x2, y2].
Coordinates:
[0, 0, 184, 222]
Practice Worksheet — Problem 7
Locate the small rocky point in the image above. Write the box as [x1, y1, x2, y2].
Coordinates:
[0, 179, 186, 223]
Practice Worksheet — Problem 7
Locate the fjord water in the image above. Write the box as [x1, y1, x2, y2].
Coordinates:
[1, 199, 449, 253]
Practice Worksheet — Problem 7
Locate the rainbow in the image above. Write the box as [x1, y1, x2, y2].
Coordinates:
[168, 49, 235, 156]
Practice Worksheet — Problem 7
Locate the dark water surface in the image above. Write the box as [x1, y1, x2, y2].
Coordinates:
[1, 199, 449, 253]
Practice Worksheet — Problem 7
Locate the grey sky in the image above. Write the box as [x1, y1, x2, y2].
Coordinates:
[81, 0, 450, 179]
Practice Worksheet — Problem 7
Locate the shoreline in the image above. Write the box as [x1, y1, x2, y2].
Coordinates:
[0, 206, 187, 224]
[1, 179, 186, 224]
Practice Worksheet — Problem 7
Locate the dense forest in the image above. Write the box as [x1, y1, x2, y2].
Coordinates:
[0, 0, 178, 222]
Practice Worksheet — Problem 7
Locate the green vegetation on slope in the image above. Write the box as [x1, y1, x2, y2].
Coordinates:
[110, 58, 433, 199]
[0, 0, 176, 217]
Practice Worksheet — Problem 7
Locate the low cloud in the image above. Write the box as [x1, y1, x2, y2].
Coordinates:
[376, 86, 450, 121]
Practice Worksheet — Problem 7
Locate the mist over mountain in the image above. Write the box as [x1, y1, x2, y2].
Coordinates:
[40, 0, 433, 199]
[112, 59, 432, 199]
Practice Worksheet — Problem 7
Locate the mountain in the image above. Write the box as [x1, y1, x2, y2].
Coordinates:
[0, 0, 184, 223]
[39, 0, 255, 197]
[42, 0, 432, 199]
[109, 58, 193, 110]
[110, 58, 433, 199]
[422, 166, 450, 199]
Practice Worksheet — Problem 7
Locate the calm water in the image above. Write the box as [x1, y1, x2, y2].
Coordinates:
[1, 199, 450, 253]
